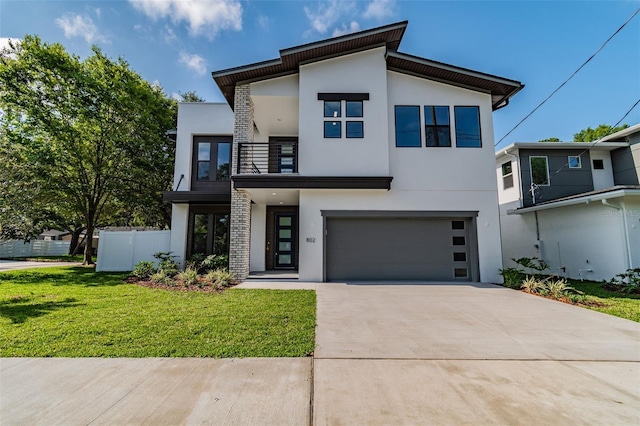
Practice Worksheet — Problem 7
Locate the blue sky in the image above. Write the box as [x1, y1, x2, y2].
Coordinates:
[1, 0, 639, 148]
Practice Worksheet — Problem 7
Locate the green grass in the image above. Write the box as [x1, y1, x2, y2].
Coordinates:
[0, 267, 316, 357]
[568, 279, 640, 322]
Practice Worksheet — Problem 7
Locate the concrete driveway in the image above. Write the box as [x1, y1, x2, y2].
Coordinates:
[314, 282, 640, 425]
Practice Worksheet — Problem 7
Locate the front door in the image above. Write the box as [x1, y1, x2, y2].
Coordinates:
[274, 213, 296, 269]
[266, 206, 298, 270]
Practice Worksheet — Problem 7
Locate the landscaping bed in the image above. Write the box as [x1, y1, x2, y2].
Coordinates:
[0, 266, 316, 357]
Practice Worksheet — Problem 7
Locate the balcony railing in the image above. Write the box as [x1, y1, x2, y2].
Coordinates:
[237, 142, 298, 175]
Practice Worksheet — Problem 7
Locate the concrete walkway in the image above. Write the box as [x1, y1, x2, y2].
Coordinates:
[1, 281, 639, 425]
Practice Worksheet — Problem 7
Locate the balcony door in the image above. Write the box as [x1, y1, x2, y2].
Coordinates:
[268, 137, 298, 174]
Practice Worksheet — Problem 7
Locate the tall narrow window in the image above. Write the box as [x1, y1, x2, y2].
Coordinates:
[530, 156, 549, 186]
[424, 106, 451, 147]
[193, 137, 231, 182]
[502, 161, 514, 189]
[454, 106, 481, 147]
[190, 212, 230, 257]
[197, 143, 211, 180]
[395, 106, 421, 147]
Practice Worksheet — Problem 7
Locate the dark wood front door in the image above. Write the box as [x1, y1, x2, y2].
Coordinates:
[266, 206, 298, 270]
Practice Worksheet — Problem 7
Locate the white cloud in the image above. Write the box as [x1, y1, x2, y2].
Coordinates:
[258, 15, 269, 30]
[304, 0, 356, 35]
[162, 26, 178, 43]
[332, 21, 360, 37]
[178, 51, 207, 75]
[95, 8, 101, 18]
[363, 0, 396, 20]
[129, 0, 242, 39]
[56, 13, 107, 44]
[171, 92, 182, 101]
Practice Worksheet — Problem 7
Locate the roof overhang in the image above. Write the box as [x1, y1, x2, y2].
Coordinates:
[162, 191, 231, 204]
[212, 21, 523, 111]
[598, 123, 640, 142]
[508, 187, 640, 214]
[232, 175, 392, 190]
[496, 141, 629, 158]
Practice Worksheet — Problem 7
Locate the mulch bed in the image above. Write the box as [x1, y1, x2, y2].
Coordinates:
[125, 276, 237, 293]
[602, 283, 640, 295]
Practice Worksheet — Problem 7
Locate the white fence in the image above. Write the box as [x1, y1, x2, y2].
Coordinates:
[0, 240, 70, 258]
[96, 230, 171, 272]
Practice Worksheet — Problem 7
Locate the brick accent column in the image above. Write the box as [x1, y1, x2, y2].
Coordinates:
[229, 84, 253, 279]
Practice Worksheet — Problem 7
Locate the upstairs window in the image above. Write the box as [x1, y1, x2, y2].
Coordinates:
[194, 136, 231, 182]
[501, 161, 514, 189]
[324, 101, 341, 118]
[424, 106, 451, 147]
[530, 156, 549, 186]
[319, 94, 369, 140]
[395, 106, 421, 147]
[454, 106, 481, 148]
[568, 156, 581, 168]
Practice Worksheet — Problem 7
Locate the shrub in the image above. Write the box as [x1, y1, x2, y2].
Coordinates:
[604, 268, 640, 294]
[500, 267, 524, 289]
[132, 261, 156, 279]
[521, 276, 547, 294]
[154, 251, 179, 276]
[178, 267, 199, 287]
[150, 270, 174, 286]
[206, 269, 235, 288]
[545, 278, 582, 299]
[185, 253, 206, 271]
[201, 254, 229, 272]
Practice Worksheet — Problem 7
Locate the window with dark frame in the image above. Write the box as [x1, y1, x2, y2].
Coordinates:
[346, 121, 364, 138]
[190, 212, 230, 257]
[324, 121, 341, 138]
[194, 136, 231, 182]
[395, 106, 421, 147]
[593, 159, 604, 170]
[454, 106, 481, 147]
[424, 106, 451, 147]
[323, 99, 365, 139]
[530, 156, 549, 186]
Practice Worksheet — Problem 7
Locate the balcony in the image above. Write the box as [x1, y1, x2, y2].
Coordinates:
[236, 141, 298, 175]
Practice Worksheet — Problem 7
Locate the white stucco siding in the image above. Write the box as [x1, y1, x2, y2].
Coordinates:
[623, 198, 640, 271]
[298, 47, 389, 176]
[249, 204, 267, 272]
[387, 71, 497, 192]
[590, 151, 614, 190]
[169, 203, 189, 266]
[498, 201, 540, 269]
[173, 103, 234, 190]
[297, 189, 503, 283]
[496, 152, 522, 205]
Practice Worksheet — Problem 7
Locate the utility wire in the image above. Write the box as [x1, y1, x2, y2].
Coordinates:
[497, 7, 640, 147]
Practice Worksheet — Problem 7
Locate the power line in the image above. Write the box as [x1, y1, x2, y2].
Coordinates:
[496, 7, 640, 147]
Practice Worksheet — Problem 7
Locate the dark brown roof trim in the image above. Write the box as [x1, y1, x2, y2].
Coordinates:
[232, 175, 392, 190]
[317, 93, 370, 101]
[162, 191, 231, 204]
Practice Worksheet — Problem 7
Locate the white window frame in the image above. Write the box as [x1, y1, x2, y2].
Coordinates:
[529, 156, 550, 187]
[568, 155, 581, 169]
[501, 161, 514, 189]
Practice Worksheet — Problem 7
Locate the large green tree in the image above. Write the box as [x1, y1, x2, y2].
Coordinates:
[0, 36, 176, 264]
[573, 124, 629, 142]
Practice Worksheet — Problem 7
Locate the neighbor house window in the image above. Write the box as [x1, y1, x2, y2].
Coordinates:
[194, 137, 231, 181]
[568, 155, 581, 168]
[502, 161, 514, 189]
[530, 156, 549, 186]
[395, 106, 421, 147]
[454, 106, 481, 147]
[593, 159, 604, 170]
[424, 106, 451, 147]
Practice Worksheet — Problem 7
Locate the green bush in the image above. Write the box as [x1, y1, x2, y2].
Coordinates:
[132, 261, 156, 279]
[604, 268, 640, 294]
[521, 276, 547, 293]
[150, 270, 174, 286]
[154, 251, 179, 276]
[206, 269, 235, 288]
[500, 267, 524, 289]
[178, 267, 199, 287]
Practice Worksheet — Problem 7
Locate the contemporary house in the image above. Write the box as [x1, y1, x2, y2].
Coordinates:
[164, 21, 524, 282]
[496, 124, 640, 281]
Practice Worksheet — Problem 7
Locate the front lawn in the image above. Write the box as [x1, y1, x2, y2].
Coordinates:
[569, 279, 640, 322]
[0, 267, 316, 357]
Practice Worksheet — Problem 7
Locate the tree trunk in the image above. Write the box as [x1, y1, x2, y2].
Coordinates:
[68, 227, 85, 255]
[83, 224, 94, 265]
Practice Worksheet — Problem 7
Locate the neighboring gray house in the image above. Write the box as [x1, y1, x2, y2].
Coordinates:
[496, 124, 640, 281]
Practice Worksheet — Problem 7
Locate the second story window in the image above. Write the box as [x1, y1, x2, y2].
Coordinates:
[530, 156, 549, 186]
[194, 136, 231, 182]
[324, 101, 341, 138]
[424, 106, 451, 147]
[395, 106, 421, 147]
[319, 94, 369, 140]
[501, 161, 514, 189]
[346, 101, 363, 138]
[454, 106, 481, 148]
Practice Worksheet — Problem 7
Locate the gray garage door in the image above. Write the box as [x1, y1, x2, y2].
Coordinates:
[325, 217, 476, 281]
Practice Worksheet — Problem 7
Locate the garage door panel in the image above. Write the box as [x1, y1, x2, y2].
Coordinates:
[326, 217, 474, 281]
